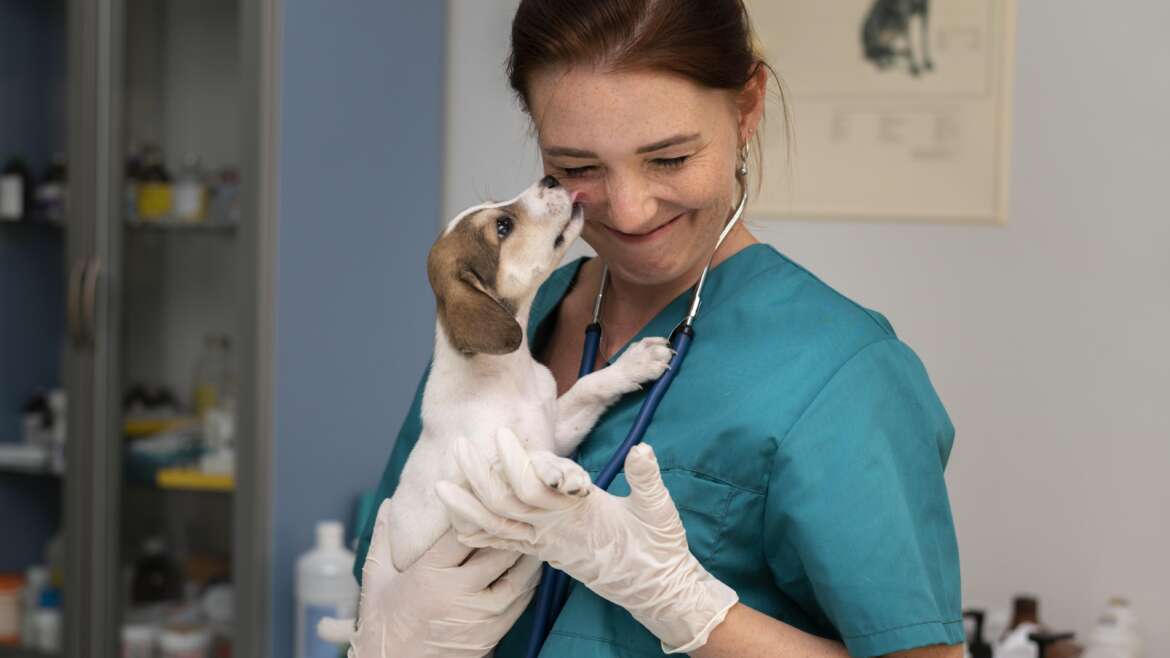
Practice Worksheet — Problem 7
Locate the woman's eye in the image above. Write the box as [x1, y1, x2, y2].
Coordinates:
[561, 166, 597, 179]
[496, 216, 513, 239]
[652, 156, 688, 169]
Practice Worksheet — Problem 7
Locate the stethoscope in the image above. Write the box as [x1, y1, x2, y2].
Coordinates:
[524, 152, 751, 657]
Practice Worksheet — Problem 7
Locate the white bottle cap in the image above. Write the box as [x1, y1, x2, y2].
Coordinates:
[159, 626, 210, 652]
[316, 521, 345, 550]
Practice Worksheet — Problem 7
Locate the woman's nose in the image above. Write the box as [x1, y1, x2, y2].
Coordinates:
[605, 174, 657, 231]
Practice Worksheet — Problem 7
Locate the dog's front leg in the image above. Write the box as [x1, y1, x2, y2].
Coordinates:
[553, 336, 673, 455]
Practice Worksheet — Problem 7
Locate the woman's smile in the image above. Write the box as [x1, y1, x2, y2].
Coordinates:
[599, 212, 684, 244]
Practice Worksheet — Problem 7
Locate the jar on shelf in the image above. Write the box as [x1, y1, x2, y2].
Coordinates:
[173, 153, 208, 223]
[136, 145, 172, 221]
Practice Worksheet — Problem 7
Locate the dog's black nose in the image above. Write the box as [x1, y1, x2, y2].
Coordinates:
[540, 175, 560, 189]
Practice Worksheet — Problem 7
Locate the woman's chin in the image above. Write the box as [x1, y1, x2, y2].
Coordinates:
[599, 248, 693, 287]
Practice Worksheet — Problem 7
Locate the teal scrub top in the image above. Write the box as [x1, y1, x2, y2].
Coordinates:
[355, 243, 964, 657]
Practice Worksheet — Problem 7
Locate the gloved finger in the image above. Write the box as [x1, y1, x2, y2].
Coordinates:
[493, 564, 544, 624]
[479, 554, 543, 613]
[454, 435, 533, 519]
[459, 545, 525, 590]
[435, 479, 537, 543]
[496, 428, 579, 511]
[417, 527, 476, 569]
[360, 499, 401, 595]
[624, 443, 683, 530]
[457, 529, 537, 556]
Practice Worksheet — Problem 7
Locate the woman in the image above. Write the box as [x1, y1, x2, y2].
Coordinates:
[354, 1, 963, 656]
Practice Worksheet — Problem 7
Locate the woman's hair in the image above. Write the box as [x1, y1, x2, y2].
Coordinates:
[506, 0, 790, 182]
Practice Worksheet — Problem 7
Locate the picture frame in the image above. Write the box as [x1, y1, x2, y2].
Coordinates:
[748, 0, 1016, 224]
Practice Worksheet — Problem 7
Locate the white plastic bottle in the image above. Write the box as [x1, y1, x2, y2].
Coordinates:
[1084, 597, 1141, 658]
[296, 521, 358, 658]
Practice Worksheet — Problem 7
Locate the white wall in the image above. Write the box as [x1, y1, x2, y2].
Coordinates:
[445, 0, 1170, 653]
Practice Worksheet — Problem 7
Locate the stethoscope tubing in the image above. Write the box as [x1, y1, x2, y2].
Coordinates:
[525, 173, 747, 658]
[527, 324, 694, 657]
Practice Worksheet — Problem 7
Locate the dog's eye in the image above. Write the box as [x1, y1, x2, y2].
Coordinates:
[496, 216, 514, 239]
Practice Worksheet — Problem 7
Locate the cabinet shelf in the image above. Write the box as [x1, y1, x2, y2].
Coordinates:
[0, 647, 57, 658]
[0, 444, 61, 478]
[124, 219, 237, 234]
[0, 218, 64, 230]
[155, 467, 234, 492]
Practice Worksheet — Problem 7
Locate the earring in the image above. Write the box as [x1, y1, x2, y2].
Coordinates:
[737, 142, 750, 178]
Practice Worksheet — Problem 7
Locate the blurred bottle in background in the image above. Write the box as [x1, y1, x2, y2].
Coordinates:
[35, 153, 66, 223]
[131, 537, 184, 605]
[0, 574, 22, 646]
[29, 588, 61, 653]
[1, 157, 31, 221]
[295, 521, 357, 658]
[193, 334, 237, 476]
[210, 167, 240, 224]
[192, 334, 235, 420]
[137, 145, 172, 221]
[173, 153, 208, 223]
[1083, 597, 1141, 658]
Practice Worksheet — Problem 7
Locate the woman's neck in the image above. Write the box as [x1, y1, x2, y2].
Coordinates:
[597, 224, 758, 332]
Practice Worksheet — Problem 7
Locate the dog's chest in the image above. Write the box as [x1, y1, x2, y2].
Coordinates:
[422, 360, 559, 452]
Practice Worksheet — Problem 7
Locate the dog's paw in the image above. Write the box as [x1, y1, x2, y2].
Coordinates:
[530, 451, 593, 497]
[613, 336, 673, 385]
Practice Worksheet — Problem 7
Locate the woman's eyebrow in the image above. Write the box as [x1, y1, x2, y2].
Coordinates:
[635, 133, 700, 154]
[543, 132, 702, 159]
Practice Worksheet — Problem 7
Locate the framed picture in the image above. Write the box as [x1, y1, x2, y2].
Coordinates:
[748, 0, 1016, 224]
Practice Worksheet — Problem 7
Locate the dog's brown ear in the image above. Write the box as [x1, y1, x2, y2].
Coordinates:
[428, 230, 523, 356]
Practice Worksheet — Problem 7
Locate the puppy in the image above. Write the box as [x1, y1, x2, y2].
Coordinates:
[394, 175, 674, 570]
[320, 176, 672, 642]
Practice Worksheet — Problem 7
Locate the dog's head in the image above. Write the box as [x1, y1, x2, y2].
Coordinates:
[428, 176, 584, 356]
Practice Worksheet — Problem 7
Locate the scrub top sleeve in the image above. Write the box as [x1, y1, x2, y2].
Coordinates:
[765, 339, 964, 657]
[352, 361, 431, 584]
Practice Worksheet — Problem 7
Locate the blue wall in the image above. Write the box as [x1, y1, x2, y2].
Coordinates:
[0, 0, 66, 176]
[0, 0, 67, 570]
[0, 0, 67, 437]
[272, 2, 445, 655]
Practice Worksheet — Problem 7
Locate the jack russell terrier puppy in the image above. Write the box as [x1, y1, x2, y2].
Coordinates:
[321, 175, 673, 643]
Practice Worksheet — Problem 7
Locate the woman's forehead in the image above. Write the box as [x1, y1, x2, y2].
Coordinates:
[530, 67, 732, 153]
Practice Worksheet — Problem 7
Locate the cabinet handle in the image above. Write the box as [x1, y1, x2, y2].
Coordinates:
[81, 258, 102, 345]
[67, 259, 86, 346]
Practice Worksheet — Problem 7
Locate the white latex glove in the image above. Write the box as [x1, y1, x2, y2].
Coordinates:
[434, 428, 739, 654]
[322, 497, 542, 658]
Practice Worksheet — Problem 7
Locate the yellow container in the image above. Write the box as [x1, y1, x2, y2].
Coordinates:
[137, 182, 172, 220]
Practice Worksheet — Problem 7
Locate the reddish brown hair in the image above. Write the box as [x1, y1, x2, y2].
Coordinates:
[507, 0, 788, 180]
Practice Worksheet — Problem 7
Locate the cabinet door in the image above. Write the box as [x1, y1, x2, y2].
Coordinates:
[63, 0, 120, 654]
[64, 0, 272, 655]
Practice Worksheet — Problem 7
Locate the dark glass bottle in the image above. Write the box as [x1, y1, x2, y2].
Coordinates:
[963, 609, 992, 658]
[130, 536, 183, 604]
[1007, 595, 1040, 632]
[36, 153, 67, 223]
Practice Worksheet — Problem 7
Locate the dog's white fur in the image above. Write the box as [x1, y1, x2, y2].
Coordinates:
[320, 179, 672, 646]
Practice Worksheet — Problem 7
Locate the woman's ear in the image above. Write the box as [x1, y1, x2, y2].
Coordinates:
[736, 62, 769, 144]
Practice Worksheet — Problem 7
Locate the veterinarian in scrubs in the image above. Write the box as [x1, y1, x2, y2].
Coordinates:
[355, 1, 963, 656]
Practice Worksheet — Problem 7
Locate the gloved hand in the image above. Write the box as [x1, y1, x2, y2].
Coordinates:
[434, 428, 739, 655]
[324, 496, 542, 658]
